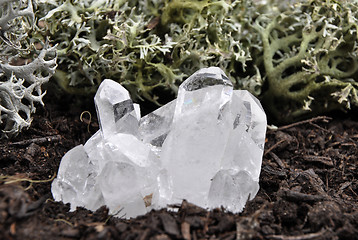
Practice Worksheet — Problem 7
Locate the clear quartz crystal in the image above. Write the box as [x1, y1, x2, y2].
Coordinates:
[160, 67, 234, 206]
[98, 161, 147, 218]
[52, 67, 267, 218]
[52, 145, 91, 210]
[208, 170, 259, 212]
[94, 79, 140, 138]
[139, 100, 176, 147]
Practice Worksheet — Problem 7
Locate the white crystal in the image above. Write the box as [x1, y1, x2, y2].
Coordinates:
[139, 100, 176, 148]
[52, 145, 97, 211]
[208, 170, 259, 213]
[98, 161, 147, 218]
[52, 67, 267, 218]
[94, 79, 140, 138]
[160, 67, 234, 206]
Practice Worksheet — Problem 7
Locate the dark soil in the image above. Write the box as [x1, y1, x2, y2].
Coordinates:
[0, 93, 357, 240]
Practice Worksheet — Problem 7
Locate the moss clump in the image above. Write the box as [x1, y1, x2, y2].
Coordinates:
[36, 0, 358, 123]
[36, 0, 257, 104]
[256, 0, 358, 122]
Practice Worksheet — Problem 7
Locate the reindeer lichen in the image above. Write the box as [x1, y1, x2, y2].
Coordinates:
[0, 0, 57, 137]
[36, 0, 256, 104]
[255, 0, 358, 122]
[35, 0, 358, 123]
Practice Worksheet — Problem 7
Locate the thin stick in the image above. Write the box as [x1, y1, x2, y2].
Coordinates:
[303, 155, 334, 167]
[280, 189, 325, 202]
[266, 228, 327, 240]
[9, 135, 62, 146]
[277, 116, 331, 130]
[264, 139, 286, 156]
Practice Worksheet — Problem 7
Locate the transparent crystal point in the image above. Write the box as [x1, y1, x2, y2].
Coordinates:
[98, 161, 147, 218]
[208, 170, 259, 212]
[174, 67, 233, 121]
[51, 145, 92, 210]
[95, 79, 139, 138]
[160, 67, 236, 206]
[139, 100, 176, 148]
[220, 90, 267, 181]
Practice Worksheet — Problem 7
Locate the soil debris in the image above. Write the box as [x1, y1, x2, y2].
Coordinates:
[0, 96, 357, 239]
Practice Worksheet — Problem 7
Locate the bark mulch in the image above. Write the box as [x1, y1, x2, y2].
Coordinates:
[0, 95, 357, 240]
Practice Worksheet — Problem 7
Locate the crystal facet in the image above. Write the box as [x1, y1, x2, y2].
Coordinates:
[52, 67, 267, 218]
[94, 79, 140, 138]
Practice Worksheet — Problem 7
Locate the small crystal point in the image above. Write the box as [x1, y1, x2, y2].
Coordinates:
[52, 67, 267, 218]
[180, 67, 233, 91]
[98, 161, 147, 217]
[52, 145, 90, 210]
[94, 79, 139, 138]
[220, 90, 267, 182]
[208, 170, 259, 213]
[139, 100, 176, 147]
[174, 67, 233, 121]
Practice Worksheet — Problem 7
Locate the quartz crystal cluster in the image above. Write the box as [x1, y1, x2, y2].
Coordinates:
[52, 67, 267, 218]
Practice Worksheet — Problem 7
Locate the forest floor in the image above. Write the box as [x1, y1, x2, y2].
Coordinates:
[0, 93, 357, 240]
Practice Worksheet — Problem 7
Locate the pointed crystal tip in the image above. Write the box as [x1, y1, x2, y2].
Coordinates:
[180, 67, 233, 91]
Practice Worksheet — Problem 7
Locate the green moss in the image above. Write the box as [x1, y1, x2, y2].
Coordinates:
[35, 0, 358, 123]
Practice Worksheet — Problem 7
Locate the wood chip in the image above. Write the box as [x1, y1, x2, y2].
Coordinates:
[181, 221, 191, 240]
[160, 212, 180, 236]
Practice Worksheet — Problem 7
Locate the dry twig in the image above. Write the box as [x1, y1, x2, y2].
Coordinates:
[277, 116, 331, 131]
[266, 228, 327, 240]
[9, 135, 62, 146]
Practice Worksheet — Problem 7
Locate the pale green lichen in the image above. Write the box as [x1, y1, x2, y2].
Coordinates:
[0, 0, 57, 137]
[254, 0, 358, 122]
[36, 0, 255, 104]
[35, 0, 358, 123]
